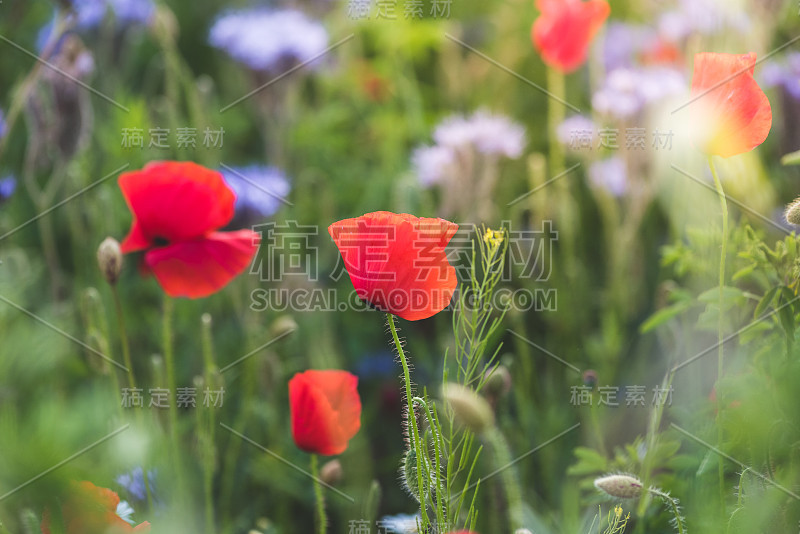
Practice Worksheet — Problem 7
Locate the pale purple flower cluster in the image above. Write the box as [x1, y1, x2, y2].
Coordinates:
[433, 110, 526, 158]
[221, 165, 291, 218]
[593, 67, 684, 119]
[761, 53, 800, 100]
[588, 157, 627, 197]
[413, 110, 526, 186]
[556, 114, 595, 147]
[658, 0, 749, 42]
[209, 9, 329, 73]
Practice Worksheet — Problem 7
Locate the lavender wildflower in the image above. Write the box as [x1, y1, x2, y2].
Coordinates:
[588, 157, 627, 197]
[0, 176, 16, 203]
[432, 109, 526, 158]
[593, 67, 684, 119]
[209, 9, 329, 73]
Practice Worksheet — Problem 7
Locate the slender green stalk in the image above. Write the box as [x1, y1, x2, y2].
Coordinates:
[546, 67, 566, 177]
[708, 156, 728, 505]
[486, 427, 524, 531]
[200, 314, 217, 533]
[162, 297, 185, 501]
[387, 313, 430, 527]
[110, 286, 153, 508]
[648, 488, 686, 534]
[310, 454, 327, 534]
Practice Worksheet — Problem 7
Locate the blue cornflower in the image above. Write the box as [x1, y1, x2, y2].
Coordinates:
[115, 467, 157, 503]
[220, 165, 291, 219]
[0, 176, 16, 203]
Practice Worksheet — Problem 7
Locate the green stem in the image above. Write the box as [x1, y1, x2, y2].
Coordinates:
[310, 454, 327, 534]
[708, 156, 728, 506]
[200, 314, 217, 533]
[648, 488, 685, 534]
[486, 427, 524, 531]
[162, 297, 185, 501]
[111, 285, 153, 508]
[546, 66, 566, 177]
[387, 313, 430, 527]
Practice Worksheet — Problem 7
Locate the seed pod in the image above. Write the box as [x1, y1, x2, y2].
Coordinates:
[786, 198, 800, 225]
[441, 383, 494, 434]
[594, 474, 644, 499]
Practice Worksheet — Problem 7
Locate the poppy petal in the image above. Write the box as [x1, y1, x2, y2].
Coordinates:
[329, 211, 458, 321]
[144, 230, 260, 299]
[532, 0, 610, 73]
[689, 52, 772, 158]
[119, 161, 236, 252]
[290, 370, 362, 456]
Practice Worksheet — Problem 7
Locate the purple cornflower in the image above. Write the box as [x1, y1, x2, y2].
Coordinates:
[0, 176, 16, 203]
[209, 9, 329, 73]
[220, 165, 291, 219]
[107, 0, 154, 25]
[602, 22, 655, 72]
[116, 467, 157, 503]
[588, 157, 627, 197]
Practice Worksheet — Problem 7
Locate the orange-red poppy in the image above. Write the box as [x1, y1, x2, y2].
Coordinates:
[328, 211, 459, 321]
[689, 52, 772, 158]
[41, 481, 150, 534]
[118, 161, 260, 298]
[290, 370, 362, 456]
[531, 0, 610, 73]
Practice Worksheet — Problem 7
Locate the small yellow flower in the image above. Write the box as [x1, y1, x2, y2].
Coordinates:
[614, 505, 622, 519]
[483, 228, 505, 249]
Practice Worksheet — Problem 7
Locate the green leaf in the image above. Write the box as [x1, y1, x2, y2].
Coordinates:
[640, 300, 695, 333]
[754, 286, 782, 319]
[567, 447, 608, 476]
[781, 149, 800, 166]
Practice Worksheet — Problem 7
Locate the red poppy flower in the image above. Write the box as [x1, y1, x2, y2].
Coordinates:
[118, 161, 261, 298]
[689, 52, 772, 158]
[328, 211, 458, 321]
[531, 0, 610, 73]
[290, 370, 362, 456]
[41, 481, 150, 534]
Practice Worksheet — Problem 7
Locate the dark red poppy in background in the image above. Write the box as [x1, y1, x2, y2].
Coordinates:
[532, 0, 610, 73]
[290, 370, 362, 456]
[328, 211, 458, 321]
[119, 161, 260, 298]
[41, 481, 150, 534]
[689, 52, 772, 158]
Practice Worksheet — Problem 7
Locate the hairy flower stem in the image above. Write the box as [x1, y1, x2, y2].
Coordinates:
[111, 286, 153, 508]
[200, 314, 217, 533]
[708, 156, 727, 506]
[486, 427, 524, 531]
[387, 313, 430, 527]
[648, 488, 686, 534]
[311, 454, 327, 534]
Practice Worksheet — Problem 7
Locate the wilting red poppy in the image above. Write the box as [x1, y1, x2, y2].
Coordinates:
[290, 370, 362, 456]
[689, 52, 772, 158]
[118, 161, 260, 298]
[531, 0, 610, 73]
[328, 211, 458, 321]
[41, 481, 150, 534]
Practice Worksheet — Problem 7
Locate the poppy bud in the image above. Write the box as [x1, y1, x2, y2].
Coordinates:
[320, 459, 343, 486]
[97, 237, 123, 285]
[594, 474, 644, 499]
[441, 383, 494, 434]
[786, 198, 800, 225]
[483, 365, 512, 399]
[270, 315, 298, 338]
